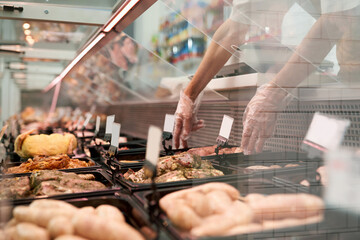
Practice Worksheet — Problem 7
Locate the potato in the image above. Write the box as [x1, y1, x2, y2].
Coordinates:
[15, 223, 50, 240]
[47, 216, 74, 238]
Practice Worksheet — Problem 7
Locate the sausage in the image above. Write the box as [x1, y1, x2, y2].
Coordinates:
[54, 235, 88, 240]
[13, 206, 77, 228]
[247, 193, 324, 222]
[47, 216, 74, 238]
[72, 211, 144, 240]
[95, 205, 124, 222]
[15, 223, 50, 240]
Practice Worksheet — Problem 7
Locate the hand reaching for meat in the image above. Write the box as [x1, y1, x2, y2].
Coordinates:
[173, 91, 204, 149]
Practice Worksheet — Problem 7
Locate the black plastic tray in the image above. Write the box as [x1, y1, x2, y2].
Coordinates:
[272, 166, 325, 197]
[205, 152, 322, 179]
[88, 140, 147, 159]
[115, 163, 246, 192]
[0, 192, 169, 240]
[203, 151, 320, 162]
[0, 156, 101, 176]
[134, 179, 360, 240]
[0, 168, 121, 206]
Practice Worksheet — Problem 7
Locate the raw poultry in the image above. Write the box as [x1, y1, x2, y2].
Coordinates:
[123, 152, 224, 183]
[5, 154, 95, 174]
[160, 182, 324, 237]
[0, 199, 144, 240]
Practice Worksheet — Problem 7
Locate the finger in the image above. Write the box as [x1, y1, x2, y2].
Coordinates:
[192, 119, 205, 132]
[173, 117, 183, 149]
[181, 138, 188, 149]
[241, 122, 254, 153]
[241, 136, 250, 155]
[247, 128, 260, 155]
[181, 117, 193, 141]
[255, 137, 266, 154]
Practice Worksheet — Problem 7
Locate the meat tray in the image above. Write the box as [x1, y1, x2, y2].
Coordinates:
[204, 151, 322, 179]
[0, 156, 101, 176]
[115, 163, 247, 192]
[0, 193, 171, 240]
[88, 141, 147, 160]
[272, 168, 324, 196]
[0, 168, 121, 206]
[134, 179, 360, 240]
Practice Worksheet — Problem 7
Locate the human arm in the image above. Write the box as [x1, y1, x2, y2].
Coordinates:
[173, 19, 249, 149]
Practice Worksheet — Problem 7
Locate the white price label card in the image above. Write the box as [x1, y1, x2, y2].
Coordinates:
[219, 115, 234, 140]
[110, 123, 121, 147]
[163, 114, 175, 133]
[325, 148, 360, 212]
[95, 116, 100, 133]
[146, 125, 162, 166]
[303, 112, 350, 151]
[83, 113, 93, 129]
[105, 115, 115, 134]
[76, 116, 84, 130]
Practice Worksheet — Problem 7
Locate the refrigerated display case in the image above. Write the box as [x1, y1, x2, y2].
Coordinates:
[1, 0, 360, 239]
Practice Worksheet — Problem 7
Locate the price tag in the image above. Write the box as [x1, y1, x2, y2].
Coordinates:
[146, 125, 162, 166]
[110, 123, 121, 147]
[83, 113, 93, 129]
[0, 124, 8, 141]
[163, 114, 175, 133]
[325, 148, 360, 213]
[105, 115, 115, 134]
[302, 112, 350, 156]
[75, 116, 84, 130]
[219, 115, 234, 140]
[95, 116, 100, 133]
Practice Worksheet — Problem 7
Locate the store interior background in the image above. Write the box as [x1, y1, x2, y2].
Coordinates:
[1, 0, 353, 152]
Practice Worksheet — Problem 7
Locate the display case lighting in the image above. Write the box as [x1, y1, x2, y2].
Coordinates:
[43, 33, 105, 92]
[24, 29, 31, 35]
[103, 0, 140, 32]
[22, 22, 30, 30]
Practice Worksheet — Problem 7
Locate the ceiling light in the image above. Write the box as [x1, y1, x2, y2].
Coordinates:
[43, 33, 105, 92]
[24, 29, 31, 35]
[103, 0, 140, 32]
[23, 22, 30, 29]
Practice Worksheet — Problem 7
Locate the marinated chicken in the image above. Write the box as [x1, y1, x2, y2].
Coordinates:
[123, 152, 224, 183]
[5, 154, 95, 174]
[0, 170, 106, 200]
[160, 182, 324, 237]
[15, 130, 77, 158]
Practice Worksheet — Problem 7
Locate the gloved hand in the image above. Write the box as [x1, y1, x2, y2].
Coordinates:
[241, 83, 293, 155]
[173, 91, 205, 149]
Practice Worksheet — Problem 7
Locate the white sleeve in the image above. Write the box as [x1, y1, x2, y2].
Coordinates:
[229, 0, 252, 24]
[321, 0, 360, 14]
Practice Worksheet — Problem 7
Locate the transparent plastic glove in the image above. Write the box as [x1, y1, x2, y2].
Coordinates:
[241, 84, 293, 155]
[173, 91, 205, 149]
